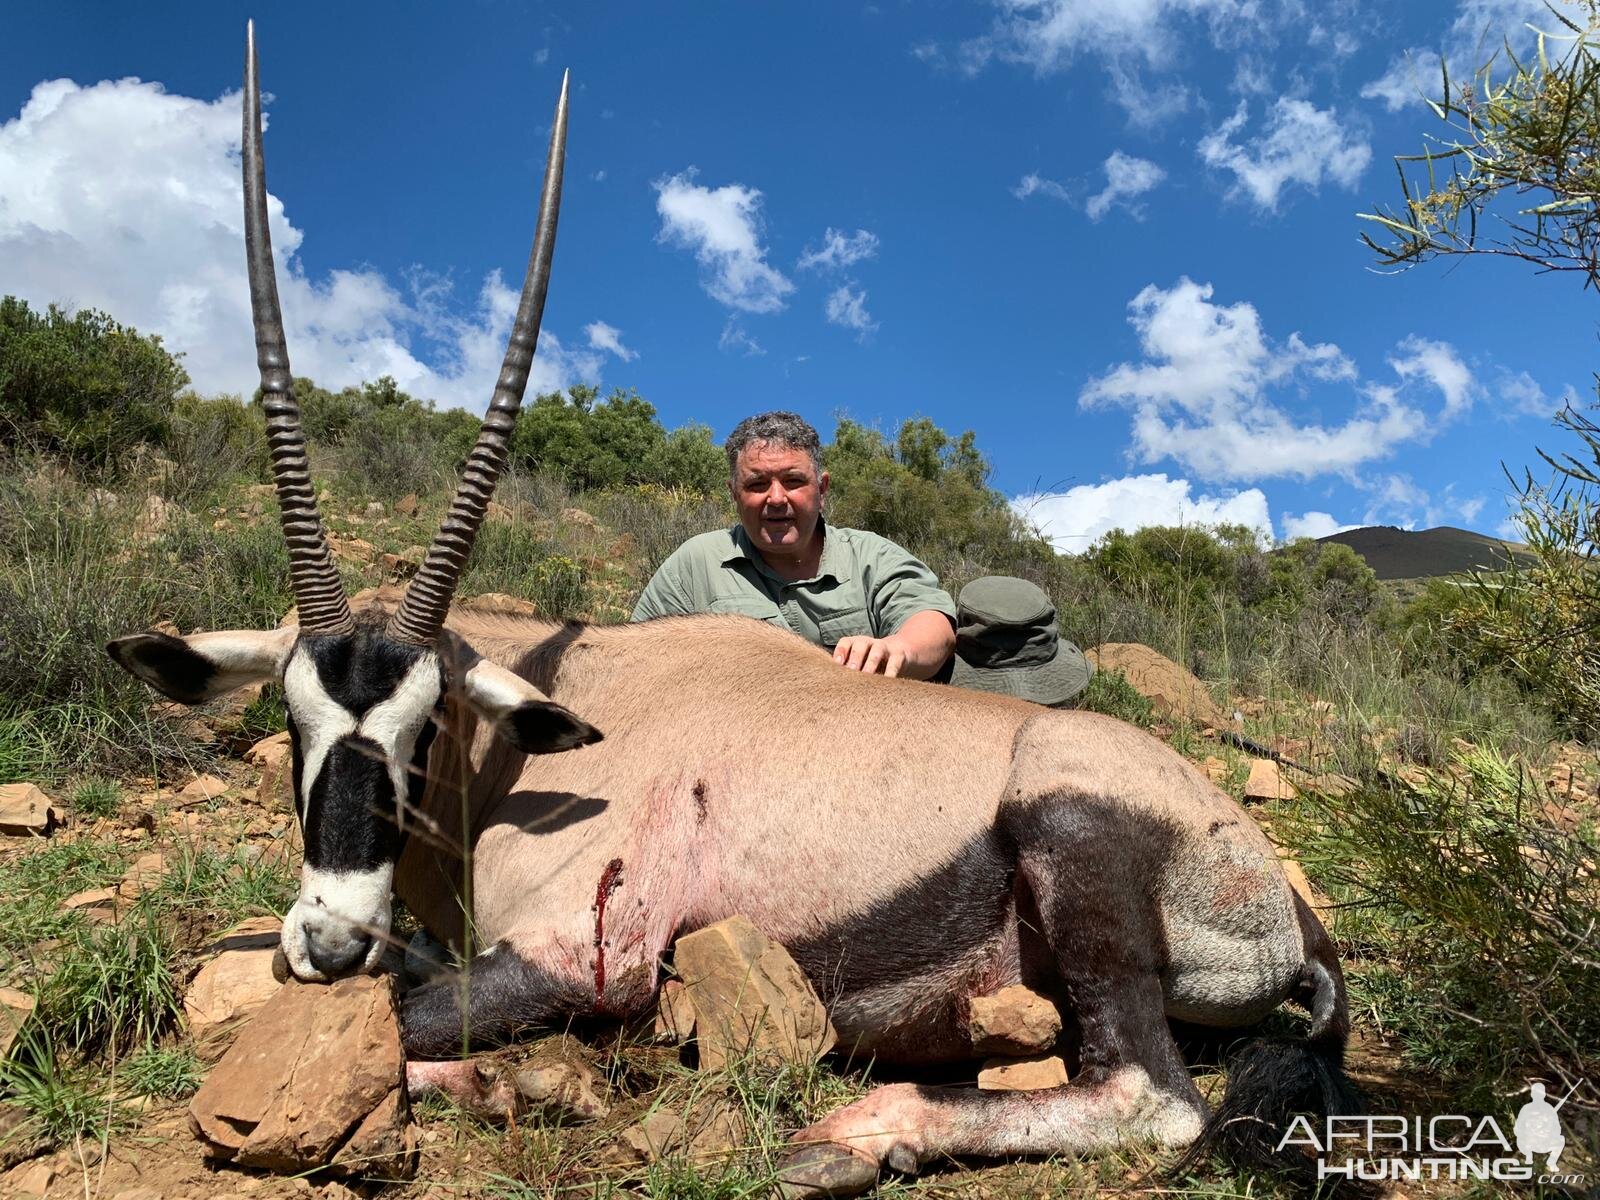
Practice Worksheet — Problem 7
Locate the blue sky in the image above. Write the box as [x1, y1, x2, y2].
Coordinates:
[1, 1, 1591, 548]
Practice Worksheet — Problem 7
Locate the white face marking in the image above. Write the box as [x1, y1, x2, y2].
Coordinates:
[278, 645, 443, 979]
[282, 863, 394, 980]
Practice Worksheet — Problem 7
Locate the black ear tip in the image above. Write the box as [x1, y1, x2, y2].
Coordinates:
[505, 703, 604, 755]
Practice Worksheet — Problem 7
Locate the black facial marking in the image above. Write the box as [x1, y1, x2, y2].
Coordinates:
[692, 779, 708, 823]
[303, 734, 404, 873]
[106, 632, 217, 704]
[504, 702, 603, 755]
[301, 627, 433, 711]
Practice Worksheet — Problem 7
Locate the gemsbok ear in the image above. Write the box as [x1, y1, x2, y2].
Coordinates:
[106, 628, 297, 705]
[458, 657, 603, 755]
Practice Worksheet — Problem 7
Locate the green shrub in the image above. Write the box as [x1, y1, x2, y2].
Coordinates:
[118, 1045, 201, 1100]
[1076, 669, 1154, 727]
[1285, 745, 1599, 1108]
[0, 297, 187, 470]
[70, 777, 122, 820]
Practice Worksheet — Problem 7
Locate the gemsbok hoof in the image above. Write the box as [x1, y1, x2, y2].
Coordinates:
[775, 1143, 880, 1199]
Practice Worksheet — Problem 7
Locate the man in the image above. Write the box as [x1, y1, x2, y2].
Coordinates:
[630, 411, 956, 678]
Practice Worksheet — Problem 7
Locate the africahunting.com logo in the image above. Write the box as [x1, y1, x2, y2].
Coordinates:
[1279, 1081, 1592, 1185]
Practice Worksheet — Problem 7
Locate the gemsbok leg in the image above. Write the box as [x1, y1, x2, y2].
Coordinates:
[778, 796, 1208, 1197]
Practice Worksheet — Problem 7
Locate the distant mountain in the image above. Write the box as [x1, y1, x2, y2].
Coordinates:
[1316, 525, 1532, 581]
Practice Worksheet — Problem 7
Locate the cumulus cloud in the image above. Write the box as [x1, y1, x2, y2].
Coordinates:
[1085, 151, 1167, 220]
[1012, 172, 1072, 201]
[1198, 98, 1370, 209]
[1388, 335, 1474, 417]
[1281, 511, 1357, 540]
[797, 227, 879, 272]
[1080, 277, 1482, 483]
[824, 284, 877, 338]
[653, 169, 794, 314]
[1014, 473, 1274, 551]
[1363, 0, 1557, 111]
[0, 77, 600, 410]
[584, 320, 637, 361]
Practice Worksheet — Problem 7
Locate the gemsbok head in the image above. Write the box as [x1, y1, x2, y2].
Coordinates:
[106, 24, 599, 981]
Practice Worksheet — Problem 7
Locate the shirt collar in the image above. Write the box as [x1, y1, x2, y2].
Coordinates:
[723, 517, 853, 584]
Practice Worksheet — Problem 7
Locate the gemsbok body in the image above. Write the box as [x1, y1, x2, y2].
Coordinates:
[108, 27, 1359, 1195]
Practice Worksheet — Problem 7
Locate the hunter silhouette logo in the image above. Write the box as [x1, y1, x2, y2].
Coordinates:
[1514, 1081, 1574, 1170]
[1279, 1080, 1588, 1185]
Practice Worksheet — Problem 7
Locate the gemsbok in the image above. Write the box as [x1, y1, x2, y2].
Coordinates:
[107, 25, 1358, 1195]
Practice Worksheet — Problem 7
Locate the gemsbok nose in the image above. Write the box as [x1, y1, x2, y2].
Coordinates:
[304, 923, 375, 977]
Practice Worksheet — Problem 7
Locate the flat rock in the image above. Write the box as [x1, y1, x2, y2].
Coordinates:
[189, 974, 413, 1178]
[116, 851, 167, 901]
[2, 1157, 56, 1197]
[178, 774, 231, 805]
[977, 1055, 1069, 1091]
[969, 985, 1061, 1055]
[0, 989, 36, 1060]
[672, 915, 835, 1071]
[184, 917, 284, 1060]
[1242, 758, 1297, 802]
[1084, 644, 1226, 728]
[0, 783, 56, 837]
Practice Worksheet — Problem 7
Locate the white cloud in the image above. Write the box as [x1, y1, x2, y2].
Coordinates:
[718, 320, 765, 357]
[824, 284, 877, 338]
[797, 227, 879, 272]
[1014, 472, 1274, 551]
[954, 0, 1285, 121]
[1498, 370, 1579, 418]
[1013, 172, 1072, 201]
[1459, 495, 1486, 522]
[0, 77, 601, 410]
[966, 0, 1260, 76]
[1198, 98, 1371, 209]
[1281, 511, 1357, 540]
[1363, 0, 1559, 111]
[1389, 335, 1475, 417]
[1085, 151, 1167, 220]
[584, 320, 637, 361]
[653, 168, 794, 314]
[1080, 277, 1479, 483]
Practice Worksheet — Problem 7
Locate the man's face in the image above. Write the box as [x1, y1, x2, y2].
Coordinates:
[731, 441, 829, 558]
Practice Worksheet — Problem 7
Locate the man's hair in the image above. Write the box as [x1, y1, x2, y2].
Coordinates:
[724, 411, 823, 478]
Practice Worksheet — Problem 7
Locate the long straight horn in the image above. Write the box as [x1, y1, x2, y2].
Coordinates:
[387, 71, 570, 647]
[243, 21, 353, 636]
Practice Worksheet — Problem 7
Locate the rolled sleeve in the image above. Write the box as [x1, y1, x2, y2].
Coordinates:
[863, 536, 957, 637]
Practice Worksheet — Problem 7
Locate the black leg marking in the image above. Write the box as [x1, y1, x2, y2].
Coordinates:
[401, 940, 590, 1058]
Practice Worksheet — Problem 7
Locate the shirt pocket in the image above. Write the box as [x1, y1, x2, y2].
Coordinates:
[708, 594, 784, 626]
[817, 609, 874, 646]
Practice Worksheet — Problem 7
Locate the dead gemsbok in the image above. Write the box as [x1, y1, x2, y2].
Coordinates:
[107, 26, 1359, 1195]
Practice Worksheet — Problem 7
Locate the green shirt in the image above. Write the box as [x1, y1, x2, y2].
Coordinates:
[630, 520, 956, 648]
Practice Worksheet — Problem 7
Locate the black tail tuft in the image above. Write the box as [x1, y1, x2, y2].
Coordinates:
[1173, 1034, 1365, 1192]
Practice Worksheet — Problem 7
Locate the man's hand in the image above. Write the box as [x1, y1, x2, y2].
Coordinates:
[831, 611, 955, 680]
[833, 635, 910, 677]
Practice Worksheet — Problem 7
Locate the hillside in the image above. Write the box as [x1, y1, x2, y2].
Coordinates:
[1317, 524, 1531, 580]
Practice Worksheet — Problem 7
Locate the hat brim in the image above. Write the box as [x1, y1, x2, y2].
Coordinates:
[950, 642, 1094, 707]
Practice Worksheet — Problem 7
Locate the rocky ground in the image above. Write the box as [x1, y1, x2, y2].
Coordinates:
[1, 483, 1596, 1198]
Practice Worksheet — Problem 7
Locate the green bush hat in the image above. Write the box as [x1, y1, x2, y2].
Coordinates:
[949, 576, 1093, 707]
